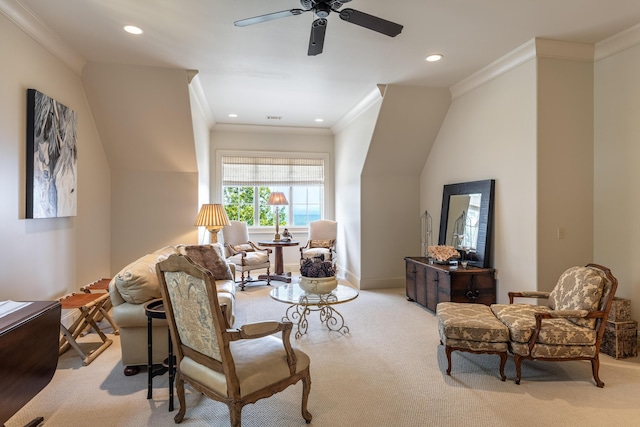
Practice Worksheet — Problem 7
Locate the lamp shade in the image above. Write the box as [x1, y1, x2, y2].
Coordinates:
[267, 192, 288, 206]
[194, 204, 230, 228]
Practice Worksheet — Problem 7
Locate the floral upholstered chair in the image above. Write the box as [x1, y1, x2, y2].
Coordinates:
[300, 219, 337, 263]
[156, 254, 312, 427]
[491, 264, 618, 387]
[222, 221, 272, 290]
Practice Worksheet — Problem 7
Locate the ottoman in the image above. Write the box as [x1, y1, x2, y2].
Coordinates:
[436, 302, 510, 381]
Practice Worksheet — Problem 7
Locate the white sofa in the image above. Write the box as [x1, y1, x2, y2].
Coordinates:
[108, 244, 236, 375]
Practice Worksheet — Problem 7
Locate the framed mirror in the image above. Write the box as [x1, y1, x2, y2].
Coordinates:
[438, 179, 495, 268]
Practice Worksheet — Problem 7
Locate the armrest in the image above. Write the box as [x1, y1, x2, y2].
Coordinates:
[227, 321, 297, 374]
[248, 241, 272, 254]
[508, 291, 550, 304]
[300, 240, 311, 252]
[528, 310, 604, 351]
[231, 321, 287, 339]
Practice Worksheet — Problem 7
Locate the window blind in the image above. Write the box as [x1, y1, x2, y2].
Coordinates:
[222, 156, 324, 186]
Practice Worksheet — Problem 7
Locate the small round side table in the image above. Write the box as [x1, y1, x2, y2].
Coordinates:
[144, 298, 174, 412]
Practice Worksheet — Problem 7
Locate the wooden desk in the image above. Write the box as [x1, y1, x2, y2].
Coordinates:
[0, 301, 61, 426]
[257, 240, 299, 283]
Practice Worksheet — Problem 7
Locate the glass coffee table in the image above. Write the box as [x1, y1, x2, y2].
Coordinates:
[270, 284, 359, 338]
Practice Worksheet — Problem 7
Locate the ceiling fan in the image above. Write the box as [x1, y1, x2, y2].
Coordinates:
[234, 0, 403, 56]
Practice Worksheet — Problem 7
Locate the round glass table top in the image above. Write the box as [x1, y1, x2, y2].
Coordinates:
[270, 283, 358, 306]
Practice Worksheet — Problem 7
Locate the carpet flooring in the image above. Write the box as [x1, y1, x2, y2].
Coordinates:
[6, 280, 640, 426]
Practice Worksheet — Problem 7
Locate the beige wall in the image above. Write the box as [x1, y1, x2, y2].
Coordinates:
[421, 58, 538, 302]
[360, 85, 451, 289]
[81, 63, 200, 272]
[0, 13, 110, 300]
[595, 42, 640, 322]
[211, 125, 335, 272]
[334, 97, 382, 286]
[537, 57, 595, 290]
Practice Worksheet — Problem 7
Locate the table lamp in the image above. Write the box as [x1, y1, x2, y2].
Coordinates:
[267, 192, 288, 241]
[194, 204, 230, 243]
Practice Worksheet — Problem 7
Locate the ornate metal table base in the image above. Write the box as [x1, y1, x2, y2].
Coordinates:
[282, 293, 350, 338]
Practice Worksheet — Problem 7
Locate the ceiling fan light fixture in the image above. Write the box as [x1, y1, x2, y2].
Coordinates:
[123, 25, 143, 35]
[426, 54, 443, 62]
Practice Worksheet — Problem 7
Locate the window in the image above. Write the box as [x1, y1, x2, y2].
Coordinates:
[221, 155, 325, 227]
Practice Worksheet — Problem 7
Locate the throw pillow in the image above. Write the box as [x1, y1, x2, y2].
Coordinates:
[115, 246, 178, 304]
[310, 239, 334, 249]
[177, 244, 233, 281]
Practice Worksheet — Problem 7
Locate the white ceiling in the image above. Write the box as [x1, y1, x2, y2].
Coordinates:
[7, 0, 640, 129]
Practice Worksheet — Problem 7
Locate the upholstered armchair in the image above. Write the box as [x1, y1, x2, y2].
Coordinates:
[491, 264, 618, 387]
[300, 219, 337, 263]
[222, 220, 272, 290]
[156, 254, 312, 427]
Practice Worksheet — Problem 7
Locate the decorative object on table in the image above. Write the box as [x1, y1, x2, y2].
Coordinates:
[267, 191, 288, 241]
[194, 203, 230, 243]
[281, 228, 292, 241]
[299, 255, 338, 294]
[427, 245, 460, 263]
[26, 89, 77, 218]
[421, 210, 433, 258]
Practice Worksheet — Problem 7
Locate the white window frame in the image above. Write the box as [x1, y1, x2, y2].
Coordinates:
[215, 150, 331, 232]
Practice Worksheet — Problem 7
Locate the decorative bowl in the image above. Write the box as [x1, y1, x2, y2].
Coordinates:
[299, 276, 338, 294]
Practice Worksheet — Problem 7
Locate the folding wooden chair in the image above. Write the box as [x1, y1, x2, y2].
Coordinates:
[59, 292, 113, 365]
[80, 278, 119, 335]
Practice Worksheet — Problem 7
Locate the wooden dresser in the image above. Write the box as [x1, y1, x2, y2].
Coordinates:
[404, 257, 496, 312]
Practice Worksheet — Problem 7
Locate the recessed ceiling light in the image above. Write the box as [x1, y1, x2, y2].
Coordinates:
[124, 25, 143, 35]
[228, 113, 238, 118]
[425, 54, 443, 62]
[314, 118, 324, 123]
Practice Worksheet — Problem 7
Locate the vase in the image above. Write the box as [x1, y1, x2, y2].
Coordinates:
[299, 276, 338, 294]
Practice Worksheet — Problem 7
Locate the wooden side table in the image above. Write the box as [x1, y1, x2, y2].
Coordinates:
[144, 299, 174, 412]
[257, 240, 299, 283]
[0, 301, 61, 426]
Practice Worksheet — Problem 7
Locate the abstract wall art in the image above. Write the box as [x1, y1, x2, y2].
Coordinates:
[26, 89, 77, 218]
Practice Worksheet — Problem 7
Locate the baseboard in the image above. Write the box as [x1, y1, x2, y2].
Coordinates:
[61, 308, 79, 329]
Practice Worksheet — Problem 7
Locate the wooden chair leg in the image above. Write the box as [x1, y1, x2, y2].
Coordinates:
[228, 402, 242, 427]
[301, 370, 313, 424]
[514, 354, 523, 385]
[174, 373, 187, 423]
[498, 352, 507, 381]
[591, 356, 604, 387]
[445, 346, 453, 376]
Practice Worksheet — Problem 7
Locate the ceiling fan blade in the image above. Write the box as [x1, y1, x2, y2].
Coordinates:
[308, 18, 328, 56]
[338, 8, 403, 37]
[234, 9, 306, 27]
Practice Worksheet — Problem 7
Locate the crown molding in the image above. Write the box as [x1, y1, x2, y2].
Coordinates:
[451, 38, 594, 99]
[331, 86, 383, 134]
[595, 23, 640, 61]
[187, 71, 217, 129]
[0, 0, 85, 74]
[450, 39, 537, 99]
[212, 123, 333, 135]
